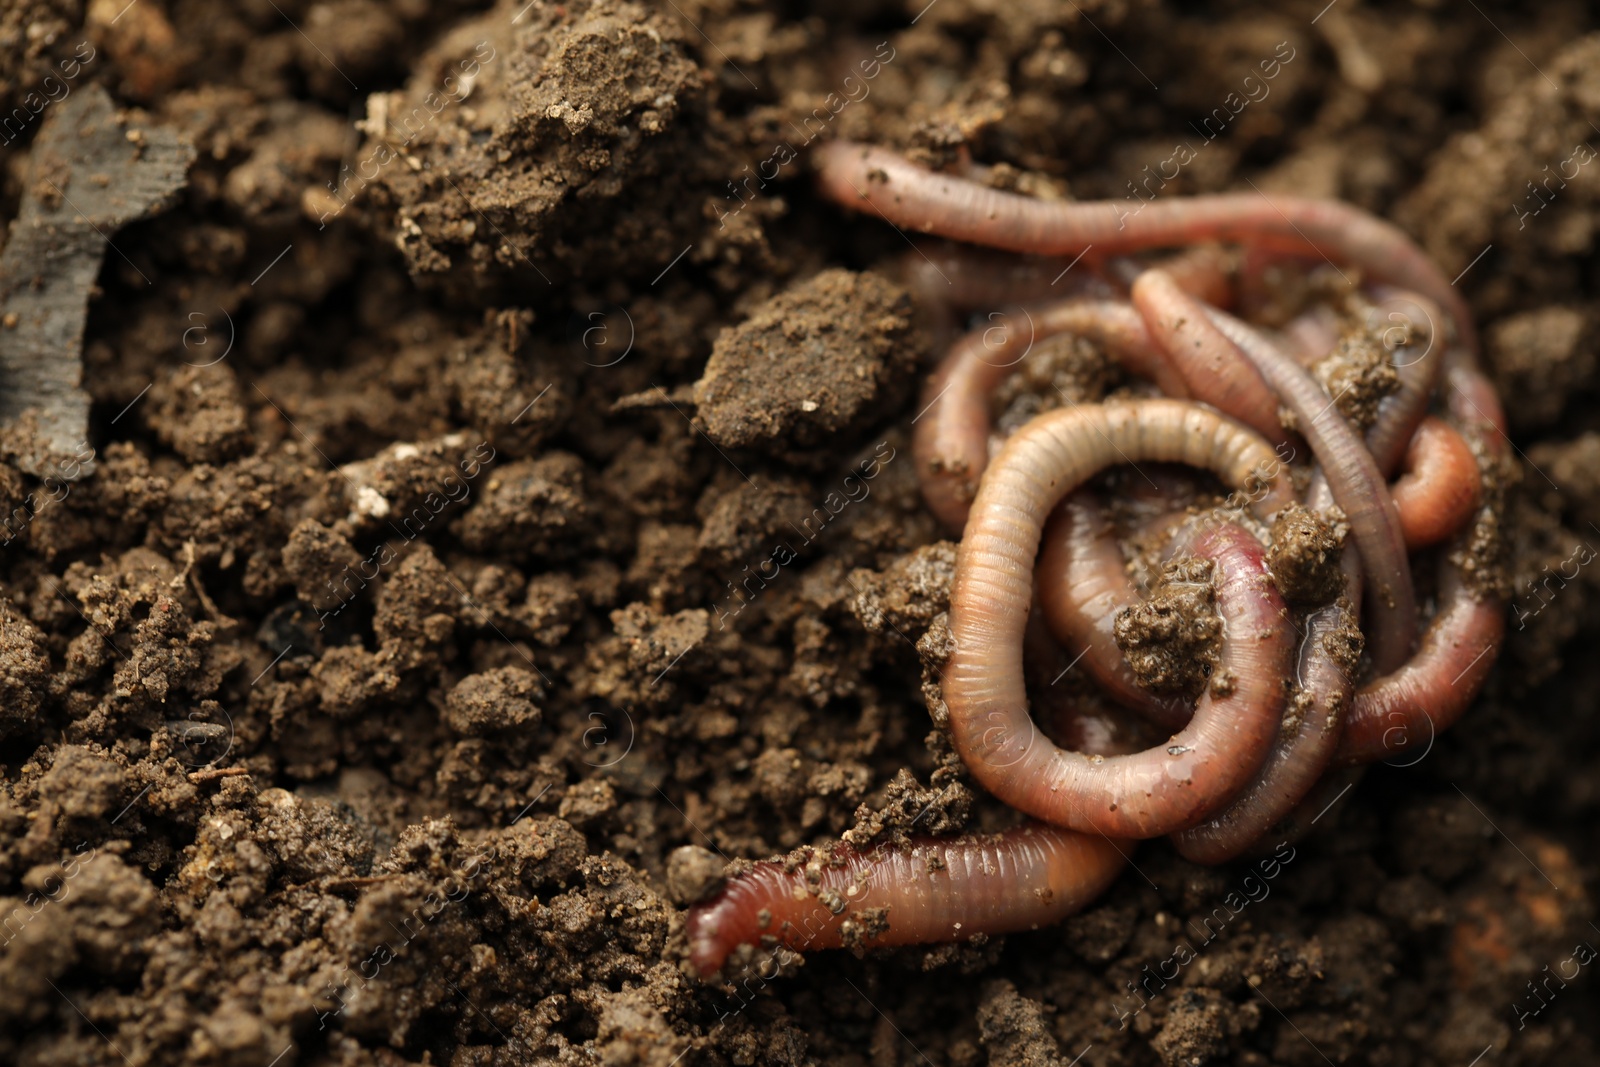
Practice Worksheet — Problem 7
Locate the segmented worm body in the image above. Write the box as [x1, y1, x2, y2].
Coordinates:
[914, 298, 1176, 532]
[686, 824, 1127, 976]
[688, 142, 1508, 973]
[1036, 493, 1193, 730]
[813, 140, 1478, 355]
[1203, 305, 1418, 673]
[1392, 417, 1481, 549]
[1336, 561, 1504, 764]
[1131, 270, 1286, 447]
[945, 401, 1295, 837]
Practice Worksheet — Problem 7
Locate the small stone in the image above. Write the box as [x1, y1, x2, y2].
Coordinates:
[665, 845, 724, 905]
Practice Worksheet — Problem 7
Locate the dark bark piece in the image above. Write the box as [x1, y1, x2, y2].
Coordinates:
[0, 83, 193, 476]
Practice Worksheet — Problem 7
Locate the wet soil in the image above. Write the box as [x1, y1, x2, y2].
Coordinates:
[3, 1, 1600, 1065]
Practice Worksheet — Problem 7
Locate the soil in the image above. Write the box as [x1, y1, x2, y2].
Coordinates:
[2, 1, 1600, 1065]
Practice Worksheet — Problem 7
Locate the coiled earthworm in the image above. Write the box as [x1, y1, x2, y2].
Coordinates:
[684, 823, 1127, 976]
[914, 298, 1185, 532]
[1335, 556, 1504, 765]
[1201, 305, 1418, 674]
[813, 140, 1477, 358]
[1391, 417, 1482, 550]
[1131, 268, 1289, 447]
[946, 400, 1295, 837]
[1036, 493, 1193, 730]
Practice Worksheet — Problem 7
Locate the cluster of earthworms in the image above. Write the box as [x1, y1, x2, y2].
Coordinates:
[686, 141, 1507, 979]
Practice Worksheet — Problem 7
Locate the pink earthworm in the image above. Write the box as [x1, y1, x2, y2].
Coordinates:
[813, 140, 1478, 358]
[1444, 361, 1509, 458]
[684, 823, 1127, 976]
[897, 240, 1118, 318]
[1036, 492, 1193, 731]
[1131, 268, 1289, 447]
[1391, 417, 1482, 550]
[1281, 303, 1345, 364]
[913, 297, 1186, 532]
[1200, 305, 1418, 674]
[945, 400, 1296, 837]
[1335, 558, 1504, 765]
[1170, 582, 1362, 864]
[1360, 289, 1447, 476]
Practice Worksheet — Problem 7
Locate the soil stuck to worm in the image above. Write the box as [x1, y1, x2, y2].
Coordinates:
[2, 1, 1600, 1065]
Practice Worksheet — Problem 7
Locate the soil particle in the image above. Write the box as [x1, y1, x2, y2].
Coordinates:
[692, 269, 924, 454]
[457, 451, 592, 560]
[848, 539, 958, 637]
[665, 844, 724, 906]
[993, 331, 1114, 436]
[1487, 305, 1593, 432]
[147, 361, 254, 464]
[976, 979, 1065, 1067]
[1149, 987, 1235, 1067]
[1267, 503, 1346, 606]
[0, 597, 50, 734]
[444, 666, 542, 736]
[280, 518, 364, 614]
[1396, 31, 1600, 316]
[1113, 556, 1221, 698]
[1310, 322, 1398, 430]
[362, 0, 736, 291]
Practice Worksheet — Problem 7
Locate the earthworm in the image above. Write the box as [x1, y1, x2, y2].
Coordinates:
[1282, 303, 1345, 364]
[1107, 244, 1236, 311]
[914, 297, 1185, 532]
[1361, 289, 1446, 475]
[813, 140, 1477, 357]
[945, 400, 1296, 837]
[898, 240, 1117, 318]
[1131, 268, 1288, 446]
[1335, 558, 1504, 765]
[1171, 589, 1362, 864]
[1444, 361, 1510, 454]
[1036, 492, 1193, 730]
[684, 823, 1127, 976]
[1391, 417, 1482, 549]
[1201, 305, 1418, 674]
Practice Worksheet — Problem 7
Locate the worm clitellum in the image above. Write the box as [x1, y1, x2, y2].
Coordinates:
[687, 142, 1507, 973]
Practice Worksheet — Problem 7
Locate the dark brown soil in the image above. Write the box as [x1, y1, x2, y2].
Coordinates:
[2, 1, 1600, 1065]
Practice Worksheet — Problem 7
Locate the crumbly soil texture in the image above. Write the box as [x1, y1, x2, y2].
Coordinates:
[2, 1, 1600, 1065]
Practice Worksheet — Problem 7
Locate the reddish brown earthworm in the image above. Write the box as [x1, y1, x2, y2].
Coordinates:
[898, 240, 1118, 319]
[684, 823, 1127, 976]
[1036, 492, 1193, 730]
[813, 140, 1477, 357]
[945, 400, 1295, 837]
[1444, 362, 1510, 453]
[913, 297, 1185, 532]
[1132, 268, 1289, 447]
[691, 145, 1511, 971]
[1391, 417, 1482, 550]
[1360, 290, 1447, 476]
[1201, 305, 1418, 673]
[1171, 586, 1361, 864]
[1335, 558, 1504, 765]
